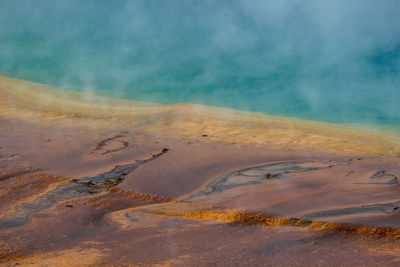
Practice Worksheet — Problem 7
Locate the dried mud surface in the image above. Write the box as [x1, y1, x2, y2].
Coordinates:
[2, 77, 400, 266]
[2, 119, 400, 266]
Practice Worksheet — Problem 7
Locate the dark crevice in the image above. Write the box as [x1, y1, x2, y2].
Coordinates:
[89, 133, 130, 155]
[185, 161, 331, 200]
[348, 170, 399, 185]
[301, 201, 400, 220]
[0, 148, 169, 230]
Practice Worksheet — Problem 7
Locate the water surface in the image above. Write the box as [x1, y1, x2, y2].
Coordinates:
[0, 0, 399, 127]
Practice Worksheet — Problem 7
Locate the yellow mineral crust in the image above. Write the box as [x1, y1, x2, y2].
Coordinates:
[141, 204, 400, 239]
[1, 75, 399, 156]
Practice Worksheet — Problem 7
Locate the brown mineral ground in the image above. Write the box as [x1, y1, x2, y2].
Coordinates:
[1, 75, 400, 266]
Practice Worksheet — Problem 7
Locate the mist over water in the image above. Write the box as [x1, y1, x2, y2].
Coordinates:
[1, 0, 399, 127]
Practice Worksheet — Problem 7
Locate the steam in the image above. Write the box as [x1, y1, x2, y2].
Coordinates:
[0, 0, 399, 126]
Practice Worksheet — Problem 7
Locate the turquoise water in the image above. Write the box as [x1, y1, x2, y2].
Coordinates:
[1, 0, 399, 127]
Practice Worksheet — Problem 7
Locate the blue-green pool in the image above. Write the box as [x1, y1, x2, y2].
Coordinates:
[1, 0, 399, 128]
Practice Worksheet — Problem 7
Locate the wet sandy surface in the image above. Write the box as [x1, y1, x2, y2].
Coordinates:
[1, 76, 400, 266]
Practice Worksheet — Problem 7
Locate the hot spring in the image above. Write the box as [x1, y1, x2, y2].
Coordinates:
[1, 0, 399, 128]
